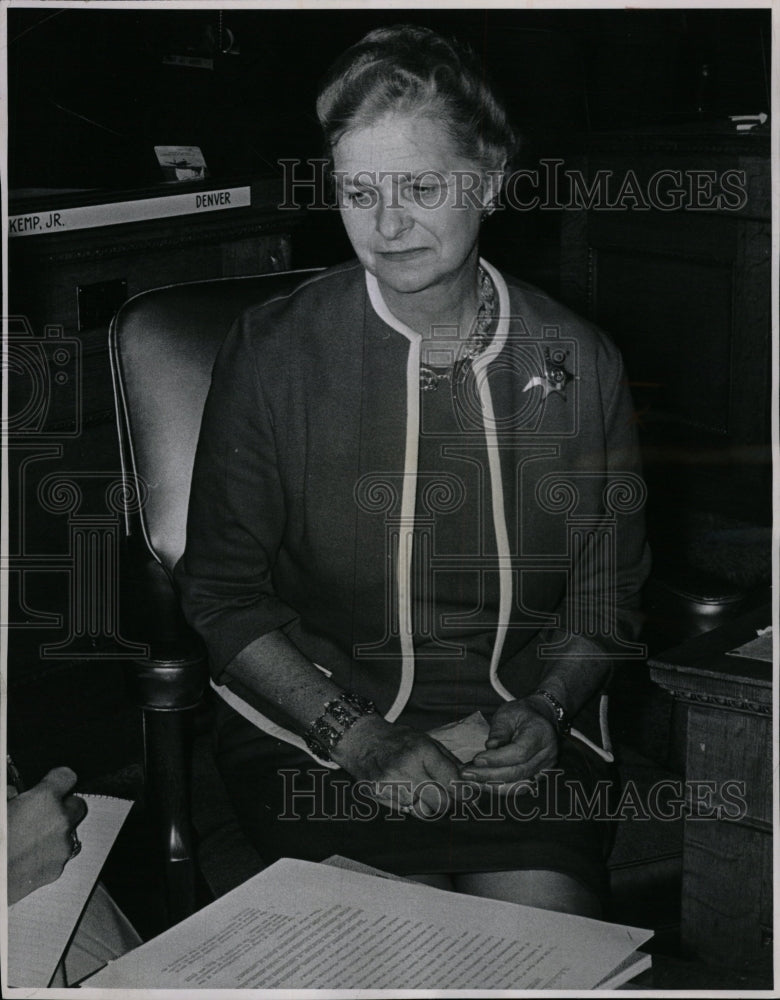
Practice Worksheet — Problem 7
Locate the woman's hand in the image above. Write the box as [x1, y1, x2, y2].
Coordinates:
[333, 714, 473, 816]
[459, 699, 559, 793]
[7, 767, 88, 904]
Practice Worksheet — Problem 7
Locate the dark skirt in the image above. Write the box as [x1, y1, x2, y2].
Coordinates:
[213, 697, 619, 905]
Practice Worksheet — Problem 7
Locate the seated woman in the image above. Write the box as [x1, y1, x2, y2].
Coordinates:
[175, 24, 650, 918]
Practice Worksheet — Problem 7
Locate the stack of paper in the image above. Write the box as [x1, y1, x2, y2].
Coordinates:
[86, 856, 652, 990]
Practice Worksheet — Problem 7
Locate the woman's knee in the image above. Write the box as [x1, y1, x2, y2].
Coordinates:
[407, 872, 455, 891]
[454, 869, 602, 918]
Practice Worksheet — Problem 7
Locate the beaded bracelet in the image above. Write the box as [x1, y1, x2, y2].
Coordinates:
[303, 691, 377, 762]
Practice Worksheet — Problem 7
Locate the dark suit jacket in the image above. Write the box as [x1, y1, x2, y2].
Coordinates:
[175, 259, 650, 756]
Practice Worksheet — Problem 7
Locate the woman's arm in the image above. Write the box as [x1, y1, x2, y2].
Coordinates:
[224, 630, 470, 813]
[177, 314, 470, 813]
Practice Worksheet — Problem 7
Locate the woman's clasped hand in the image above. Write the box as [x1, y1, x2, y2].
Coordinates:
[461, 699, 559, 792]
[332, 714, 476, 817]
[331, 698, 560, 815]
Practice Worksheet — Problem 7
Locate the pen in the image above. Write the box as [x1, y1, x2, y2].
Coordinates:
[7, 754, 26, 794]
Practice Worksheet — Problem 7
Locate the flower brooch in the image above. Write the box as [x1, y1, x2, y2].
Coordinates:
[523, 347, 573, 399]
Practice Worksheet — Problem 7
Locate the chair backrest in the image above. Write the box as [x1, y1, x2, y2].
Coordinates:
[110, 269, 320, 574]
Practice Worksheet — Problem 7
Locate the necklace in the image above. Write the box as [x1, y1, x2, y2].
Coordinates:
[419, 266, 496, 392]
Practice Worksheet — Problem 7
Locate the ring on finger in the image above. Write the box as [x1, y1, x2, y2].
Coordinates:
[68, 831, 82, 860]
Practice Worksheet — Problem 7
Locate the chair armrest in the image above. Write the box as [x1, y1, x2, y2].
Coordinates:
[126, 653, 207, 713]
[120, 544, 208, 711]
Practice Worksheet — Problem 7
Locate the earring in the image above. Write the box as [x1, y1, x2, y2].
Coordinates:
[481, 200, 496, 222]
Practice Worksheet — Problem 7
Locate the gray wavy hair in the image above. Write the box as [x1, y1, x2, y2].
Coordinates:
[316, 24, 519, 176]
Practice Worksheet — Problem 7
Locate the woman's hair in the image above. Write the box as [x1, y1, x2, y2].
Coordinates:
[316, 24, 519, 174]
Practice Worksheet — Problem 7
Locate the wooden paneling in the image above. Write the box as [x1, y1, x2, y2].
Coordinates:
[681, 820, 772, 963]
[559, 131, 771, 526]
[686, 705, 771, 827]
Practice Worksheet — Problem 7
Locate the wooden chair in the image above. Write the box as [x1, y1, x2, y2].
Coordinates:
[109, 269, 320, 923]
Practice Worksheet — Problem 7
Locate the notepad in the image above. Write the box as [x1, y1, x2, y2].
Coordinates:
[7, 793, 132, 987]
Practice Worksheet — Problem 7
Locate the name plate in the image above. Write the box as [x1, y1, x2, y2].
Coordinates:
[8, 186, 252, 237]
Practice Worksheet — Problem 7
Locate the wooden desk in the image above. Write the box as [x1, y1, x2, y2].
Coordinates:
[7, 174, 306, 675]
[649, 605, 772, 967]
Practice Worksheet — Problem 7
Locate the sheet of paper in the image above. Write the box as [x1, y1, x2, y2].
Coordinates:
[321, 855, 652, 988]
[595, 950, 652, 988]
[7, 793, 132, 987]
[429, 710, 490, 763]
[726, 625, 773, 663]
[87, 857, 652, 990]
[320, 854, 414, 883]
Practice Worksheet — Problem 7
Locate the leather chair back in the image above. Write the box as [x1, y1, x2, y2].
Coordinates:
[109, 269, 321, 924]
[110, 269, 320, 574]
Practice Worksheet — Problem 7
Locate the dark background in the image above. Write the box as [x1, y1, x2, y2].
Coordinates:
[8, 7, 771, 321]
[8, 6, 770, 187]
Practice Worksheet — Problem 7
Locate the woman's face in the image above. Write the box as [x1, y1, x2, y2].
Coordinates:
[332, 112, 492, 296]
